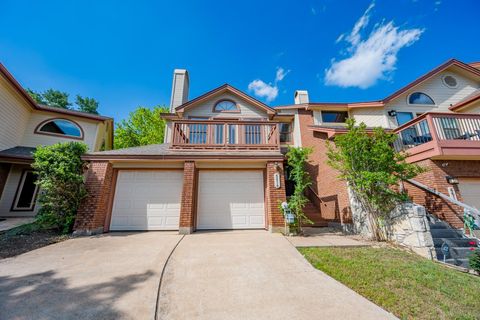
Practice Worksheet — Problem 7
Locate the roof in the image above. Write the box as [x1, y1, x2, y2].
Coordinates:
[0, 146, 36, 161]
[174, 84, 277, 117]
[275, 58, 480, 111]
[309, 125, 389, 139]
[449, 90, 480, 111]
[0, 62, 113, 122]
[84, 143, 284, 160]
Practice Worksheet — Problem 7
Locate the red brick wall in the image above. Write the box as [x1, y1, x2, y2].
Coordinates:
[405, 159, 480, 228]
[266, 161, 286, 230]
[0, 163, 11, 200]
[179, 161, 196, 233]
[297, 109, 351, 223]
[74, 161, 114, 233]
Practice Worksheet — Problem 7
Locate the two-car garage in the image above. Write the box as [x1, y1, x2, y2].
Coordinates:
[109, 169, 266, 231]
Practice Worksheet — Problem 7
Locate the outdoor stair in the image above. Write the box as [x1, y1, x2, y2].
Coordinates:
[427, 214, 478, 269]
[302, 201, 328, 227]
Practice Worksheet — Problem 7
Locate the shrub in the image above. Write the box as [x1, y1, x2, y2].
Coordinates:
[469, 249, 480, 273]
[32, 142, 88, 233]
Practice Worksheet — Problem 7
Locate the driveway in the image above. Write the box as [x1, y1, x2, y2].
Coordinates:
[0, 232, 183, 320]
[158, 231, 397, 320]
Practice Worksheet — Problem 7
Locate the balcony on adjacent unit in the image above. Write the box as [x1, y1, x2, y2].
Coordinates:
[393, 112, 480, 162]
[170, 120, 282, 150]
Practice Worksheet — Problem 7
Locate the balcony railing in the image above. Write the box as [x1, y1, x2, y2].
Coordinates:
[171, 120, 280, 150]
[393, 112, 480, 161]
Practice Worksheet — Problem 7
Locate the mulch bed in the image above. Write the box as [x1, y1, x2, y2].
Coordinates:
[0, 226, 71, 259]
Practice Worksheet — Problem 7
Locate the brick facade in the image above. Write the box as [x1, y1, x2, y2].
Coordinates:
[404, 159, 480, 228]
[74, 161, 114, 234]
[297, 109, 351, 223]
[266, 161, 286, 232]
[179, 161, 196, 234]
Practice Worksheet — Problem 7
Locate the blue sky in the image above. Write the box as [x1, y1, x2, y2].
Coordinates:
[1, 0, 479, 121]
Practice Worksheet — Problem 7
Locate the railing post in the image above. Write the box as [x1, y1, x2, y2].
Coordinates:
[425, 114, 439, 142]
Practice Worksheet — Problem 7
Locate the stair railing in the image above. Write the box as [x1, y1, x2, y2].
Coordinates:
[407, 179, 480, 239]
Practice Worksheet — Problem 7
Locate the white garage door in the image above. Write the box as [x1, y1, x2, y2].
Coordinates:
[197, 170, 265, 230]
[458, 179, 480, 210]
[110, 170, 183, 231]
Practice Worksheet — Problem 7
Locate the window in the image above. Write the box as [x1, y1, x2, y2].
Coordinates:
[321, 111, 348, 123]
[12, 170, 38, 211]
[396, 112, 414, 126]
[408, 92, 435, 105]
[213, 100, 238, 112]
[37, 119, 82, 138]
[279, 123, 292, 143]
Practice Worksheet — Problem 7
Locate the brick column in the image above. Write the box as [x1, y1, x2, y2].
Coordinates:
[179, 161, 196, 234]
[266, 161, 286, 233]
[74, 161, 114, 235]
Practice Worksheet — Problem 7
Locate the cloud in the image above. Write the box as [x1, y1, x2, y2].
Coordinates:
[248, 67, 290, 102]
[325, 1, 424, 89]
[248, 80, 279, 102]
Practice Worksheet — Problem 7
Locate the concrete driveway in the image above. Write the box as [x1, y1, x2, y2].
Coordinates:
[0, 232, 183, 320]
[158, 231, 397, 320]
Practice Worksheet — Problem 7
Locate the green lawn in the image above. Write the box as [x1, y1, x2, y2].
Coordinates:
[299, 247, 480, 320]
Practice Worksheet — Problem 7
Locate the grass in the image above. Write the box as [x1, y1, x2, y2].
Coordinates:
[299, 247, 480, 320]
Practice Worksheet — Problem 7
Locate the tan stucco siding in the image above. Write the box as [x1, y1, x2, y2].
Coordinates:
[183, 92, 268, 119]
[21, 112, 101, 152]
[0, 75, 31, 150]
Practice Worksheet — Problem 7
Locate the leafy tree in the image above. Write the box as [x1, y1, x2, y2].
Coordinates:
[42, 89, 71, 109]
[326, 118, 424, 241]
[114, 106, 169, 149]
[26, 89, 47, 105]
[286, 146, 314, 234]
[469, 249, 480, 273]
[75, 95, 99, 114]
[32, 142, 88, 233]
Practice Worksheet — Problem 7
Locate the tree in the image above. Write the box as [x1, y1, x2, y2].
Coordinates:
[26, 89, 47, 105]
[114, 106, 169, 149]
[41, 89, 71, 109]
[32, 142, 88, 233]
[286, 146, 314, 234]
[75, 95, 99, 114]
[326, 118, 424, 241]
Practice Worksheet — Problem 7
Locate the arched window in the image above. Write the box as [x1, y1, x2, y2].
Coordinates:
[213, 100, 238, 112]
[36, 119, 83, 138]
[408, 92, 435, 105]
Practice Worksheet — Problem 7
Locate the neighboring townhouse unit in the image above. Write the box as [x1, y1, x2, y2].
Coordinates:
[0, 63, 114, 218]
[74, 70, 294, 234]
[277, 59, 480, 229]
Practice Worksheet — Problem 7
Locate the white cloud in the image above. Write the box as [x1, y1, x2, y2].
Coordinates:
[248, 67, 290, 102]
[325, 1, 424, 89]
[248, 80, 279, 102]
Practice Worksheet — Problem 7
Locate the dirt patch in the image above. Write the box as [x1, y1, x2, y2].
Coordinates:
[0, 225, 71, 259]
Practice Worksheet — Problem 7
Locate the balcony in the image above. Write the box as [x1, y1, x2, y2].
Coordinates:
[171, 120, 281, 150]
[393, 112, 480, 162]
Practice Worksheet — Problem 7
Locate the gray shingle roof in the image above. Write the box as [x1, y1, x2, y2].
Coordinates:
[0, 146, 36, 160]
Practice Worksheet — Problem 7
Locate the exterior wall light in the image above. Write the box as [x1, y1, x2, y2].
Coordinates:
[388, 110, 397, 117]
[446, 176, 459, 185]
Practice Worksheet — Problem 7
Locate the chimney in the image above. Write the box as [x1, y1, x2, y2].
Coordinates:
[294, 90, 309, 104]
[170, 69, 189, 112]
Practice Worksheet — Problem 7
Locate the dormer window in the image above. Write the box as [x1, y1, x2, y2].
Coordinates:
[213, 100, 239, 112]
[408, 92, 435, 105]
[36, 118, 83, 139]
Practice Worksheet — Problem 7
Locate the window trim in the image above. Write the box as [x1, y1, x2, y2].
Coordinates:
[11, 169, 39, 212]
[320, 111, 349, 124]
[279, 122, 293, 143]
[442, 74, 458, 88]
[212, 99, 241, 113]
[34, 118, 84, 140]
[407, 92, 436, 106]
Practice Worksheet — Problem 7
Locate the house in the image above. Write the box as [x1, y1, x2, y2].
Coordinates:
[74, 58, 480, 235]
[0, 63, 114, 218]
[74, 70, 292, 234]
[277, 58, 480, 229]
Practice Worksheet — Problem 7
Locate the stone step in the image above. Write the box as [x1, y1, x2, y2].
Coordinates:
[439, 258, 470, 269]
[428, 221, 451, 229]
[435, 247, 476, 260]
[430, 228, 464, 238]
[433, 238, 478, 248]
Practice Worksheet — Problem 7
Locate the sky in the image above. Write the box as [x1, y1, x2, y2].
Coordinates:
[1, 0, 479, 121]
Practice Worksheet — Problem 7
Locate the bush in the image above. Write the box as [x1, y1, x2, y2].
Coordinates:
[32, 142, 88, 233]
[469, 249, 480, 273]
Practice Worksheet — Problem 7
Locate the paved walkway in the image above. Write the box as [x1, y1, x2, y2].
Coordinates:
[0, 217, 35, 232]
[0, 232, 183, 320]
[158, 230, 396, 320]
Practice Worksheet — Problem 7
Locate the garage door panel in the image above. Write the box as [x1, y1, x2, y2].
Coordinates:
[110, 170, 183, 231]
[459, 179, 480, 210]
[197, 170, 265, 230]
